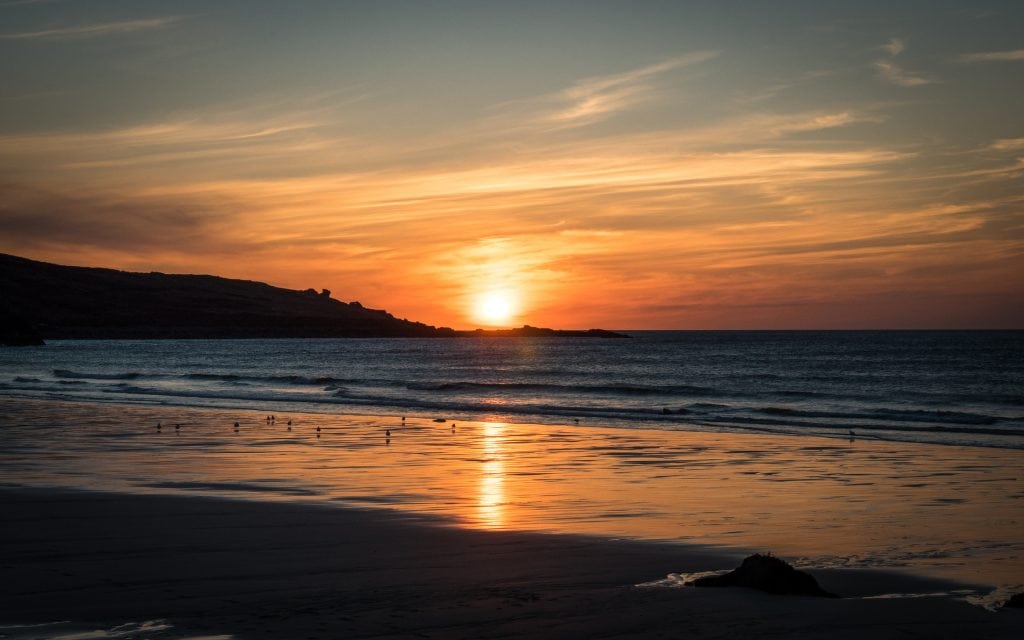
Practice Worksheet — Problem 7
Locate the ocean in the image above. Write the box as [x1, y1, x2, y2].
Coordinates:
[1, 331, 1021, 449]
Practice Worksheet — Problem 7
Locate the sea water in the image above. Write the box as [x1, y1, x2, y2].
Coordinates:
[1, 331, 1021, 448]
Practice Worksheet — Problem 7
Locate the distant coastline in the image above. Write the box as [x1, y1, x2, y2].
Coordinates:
[0, 253, 627, 343]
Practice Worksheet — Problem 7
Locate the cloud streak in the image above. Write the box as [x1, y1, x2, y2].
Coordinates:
[879, 38, 905, 56]
[481, 52, 720, 133]
[873, 60, 935, 86]
[959, 49, 1024, 62]
[0, 16, 182, 40]
[544, 52, 719, 127]
[0, 100, 353, 185]
[989, 137, 1024, 151]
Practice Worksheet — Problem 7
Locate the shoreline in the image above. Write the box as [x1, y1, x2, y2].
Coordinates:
[4, 387, 1021, 452]
[2, 487, 1021, 639]
[1, 396, 1022, 588]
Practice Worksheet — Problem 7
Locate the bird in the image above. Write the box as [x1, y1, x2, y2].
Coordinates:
[156, 422, 162, 432]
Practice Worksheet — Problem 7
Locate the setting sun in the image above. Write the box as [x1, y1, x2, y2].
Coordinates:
[475, 290, 518, 326]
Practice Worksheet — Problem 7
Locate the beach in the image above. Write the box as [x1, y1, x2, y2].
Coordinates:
[1, 396, 1022, 638]
[3, 488, 1022, 640]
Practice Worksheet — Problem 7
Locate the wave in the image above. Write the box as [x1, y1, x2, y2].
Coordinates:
[759, 406, 1003, 426]
[2, 382, 1020, 449]
[705, 414, 1023, 438]
[56, 370, 355, 387]
[921, 392, 1024, 407]
[404, 381, 722, 396]
[52, 370, 721, 396]
[54, 369, 142, 380]
[79, 383, 1022, 441]
[185, 373, 349, 386]
[43, 370, 1020, 410]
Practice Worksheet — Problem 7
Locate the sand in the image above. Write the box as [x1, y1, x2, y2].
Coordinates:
[1, 396, 1022, 638]
[1, 487, 1021, 639]
[2, 397, 1022, 586]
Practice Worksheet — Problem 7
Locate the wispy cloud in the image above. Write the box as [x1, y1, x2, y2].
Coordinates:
[632, 109, 880, 146]
[0, 16, 182, 40]
[872, 38, 937, 88]
[989, 137, 1024, 151]
[0, 100, 350, 181]
[959, 49, 1024, 62]
[544, 52, 719, 127]
[879, 38, 906, 56]
[732, 70, 835, 105]
[766, 111, 868, 135]
[873, 60, 936, 87]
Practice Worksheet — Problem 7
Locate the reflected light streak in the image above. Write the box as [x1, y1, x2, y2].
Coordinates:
[477, 422, 506, 529]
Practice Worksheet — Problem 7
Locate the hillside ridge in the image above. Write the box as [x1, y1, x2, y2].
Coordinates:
[0, 254, 626, 342]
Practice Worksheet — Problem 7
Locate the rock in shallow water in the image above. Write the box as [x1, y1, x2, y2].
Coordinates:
[1004, 592, 1024, 608]
[687, 553, 839, 598]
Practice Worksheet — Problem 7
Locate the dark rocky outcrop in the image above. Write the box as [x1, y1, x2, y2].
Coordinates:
[687, 553, 839, 598]
[0, 254, 626, 340]
[457, 325, 628, 338]
[1005, 592, 1024, 609]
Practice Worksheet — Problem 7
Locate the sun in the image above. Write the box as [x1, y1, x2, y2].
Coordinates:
[475, 290, 517, 326]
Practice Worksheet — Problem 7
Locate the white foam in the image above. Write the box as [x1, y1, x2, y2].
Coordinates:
[635, 571, 722, 588]
[0, 620, 232, 640]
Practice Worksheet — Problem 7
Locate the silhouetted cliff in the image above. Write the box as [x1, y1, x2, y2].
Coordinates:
[0, 254, 626, 340]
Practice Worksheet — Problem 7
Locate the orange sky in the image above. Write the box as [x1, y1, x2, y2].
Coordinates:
[1, 1, 1022, 328]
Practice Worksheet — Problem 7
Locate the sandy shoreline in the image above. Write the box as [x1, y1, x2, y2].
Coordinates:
[2, 487, 1021, 639]
[1, 396, 1022, 637]
[2, 397, 1022, 583]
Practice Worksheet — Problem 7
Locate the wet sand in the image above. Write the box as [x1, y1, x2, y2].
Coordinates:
[1, 397, 1022, 586]
[2, 487, 1022, 639]
[1, 397, 1022, 637]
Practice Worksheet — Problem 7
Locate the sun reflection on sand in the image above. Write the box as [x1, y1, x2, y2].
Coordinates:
[3, 398, 1023, 586]
[477, 422, 506, 529]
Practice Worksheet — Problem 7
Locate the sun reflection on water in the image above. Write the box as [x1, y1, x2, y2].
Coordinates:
[477, 422, 506, 529]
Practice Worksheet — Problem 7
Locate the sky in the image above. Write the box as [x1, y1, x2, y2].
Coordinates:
[1, 0, 1022, 329]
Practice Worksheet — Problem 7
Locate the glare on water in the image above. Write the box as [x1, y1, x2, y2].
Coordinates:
[1, 398, 1021, 587]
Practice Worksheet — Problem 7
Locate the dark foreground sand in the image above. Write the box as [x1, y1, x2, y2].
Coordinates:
[1, 488, 1020, 639]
